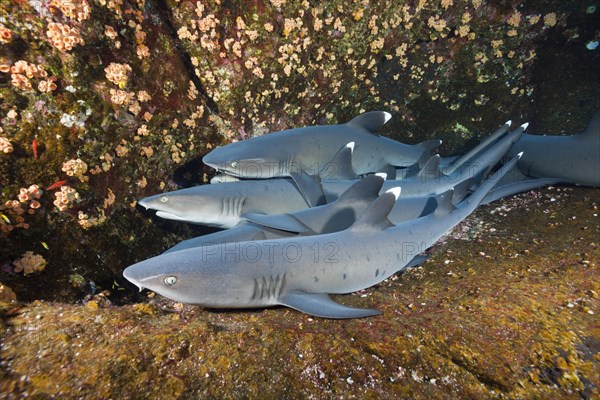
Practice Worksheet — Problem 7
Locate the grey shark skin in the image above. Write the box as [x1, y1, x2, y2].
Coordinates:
[323, 123, 526, 199]
[137, 179, 311, 229]
[141, 124, 521, 229]
[123, 154, 521, 319]
[209, 173, 241, 184]
[202, 111, 440, 180]
[164, 175, 385, 253]
[507, 108, 600, 186]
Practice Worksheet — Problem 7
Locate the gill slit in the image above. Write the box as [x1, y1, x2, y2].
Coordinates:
[221, 196, 246, 217]
[251, 273, 287, 301]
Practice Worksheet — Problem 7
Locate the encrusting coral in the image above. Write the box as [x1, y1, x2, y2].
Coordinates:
[12, 251, 47, 275]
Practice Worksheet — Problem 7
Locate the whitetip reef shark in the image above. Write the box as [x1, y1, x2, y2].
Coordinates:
[482, 108, 600, 203]
[137, 178, 314, 229]
[163, 174, 385, 253]
[324, 122, 527, 200]
[202, 111, 440, 205]
[123, 154, 521, 319]
[138, 123, 524, 229]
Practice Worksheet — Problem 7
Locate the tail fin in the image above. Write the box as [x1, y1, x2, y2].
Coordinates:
[461, 153, 522, 208]
[350, 187, 400, 233]
[444, 120, 511, 175]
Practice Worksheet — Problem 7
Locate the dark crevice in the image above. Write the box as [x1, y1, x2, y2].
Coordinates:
[448, 355, 511, 393]
[145, 0, 220, 115]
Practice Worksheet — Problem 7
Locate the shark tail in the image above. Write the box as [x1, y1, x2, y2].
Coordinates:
[461, 152, 523, 209]
[444, 120, 511, 175]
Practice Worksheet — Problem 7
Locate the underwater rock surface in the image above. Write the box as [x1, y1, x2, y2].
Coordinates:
[0, 0, 599, 397]
[1, 0, 599, 300]
[1, 186, 599, 398]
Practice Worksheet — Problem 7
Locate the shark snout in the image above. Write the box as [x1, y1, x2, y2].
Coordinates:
[137, 198, 150, 209]
[123, 265, 148, 292]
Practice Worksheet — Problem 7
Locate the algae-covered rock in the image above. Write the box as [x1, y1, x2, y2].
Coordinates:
[0, 186, 598, 398]
[0, 0, 599, 398]
[1, 0, 598, 301]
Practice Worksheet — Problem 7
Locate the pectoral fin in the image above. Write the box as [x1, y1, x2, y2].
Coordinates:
[480, 178, 567, 205]
[278, 292, 381, 319]
[289, 170, 326, 207]
[404, 255, 429, 270]
[243, 213, 312, 233]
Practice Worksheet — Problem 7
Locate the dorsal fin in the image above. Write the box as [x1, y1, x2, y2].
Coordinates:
[434, 189, 457, 216]
[288, 170, 326, 207]
[251, 231, 267, 241]
[416, 149, 433, 169]
[346, 111, 392, 133]
[452, 178, 474, 202]
[582, 109, 600, 137]
[417, 154, 441, 179]
[417, 139, 442, 152]
[350, 187, 399, 233]
[245, 175, 385, 234]
[336, 174, 385, 204]
[320, 142, 356, 179]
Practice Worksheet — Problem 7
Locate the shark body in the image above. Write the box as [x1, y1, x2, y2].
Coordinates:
[137, 179, 311, 229]
[123, 155, 520, 319]
[164, 175, 384, 253]
[202, 111, 440, 204]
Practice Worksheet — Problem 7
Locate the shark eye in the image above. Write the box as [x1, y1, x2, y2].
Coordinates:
[159, 196, 169, 203]
[230, 161, 239, 168]
[164, 276, 177, 286]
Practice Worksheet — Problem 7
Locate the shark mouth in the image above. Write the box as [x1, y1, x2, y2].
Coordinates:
[155, 211, 188, 221]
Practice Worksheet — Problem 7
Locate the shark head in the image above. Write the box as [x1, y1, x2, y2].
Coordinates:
[137, 185, 246, 228]
[203, 141, 285, 178]
[123, 249, 253, 307]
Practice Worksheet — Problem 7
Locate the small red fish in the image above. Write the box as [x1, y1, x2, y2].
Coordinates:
[46, 180, 67, 190]
[32, 139, 38, 159]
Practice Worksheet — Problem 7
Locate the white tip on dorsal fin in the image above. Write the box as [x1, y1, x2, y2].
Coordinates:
[346, 111, 392, 133]
[520, 122, 529, 131]
[375, 172, 387, 180]
[346, 141, 355, 151]
[386, 187, 401, 200]
[504, 120, 512, 127]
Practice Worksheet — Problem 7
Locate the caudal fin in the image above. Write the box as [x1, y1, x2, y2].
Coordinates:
[444, 120, 511, 175]
[461, 153, 523, 208]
